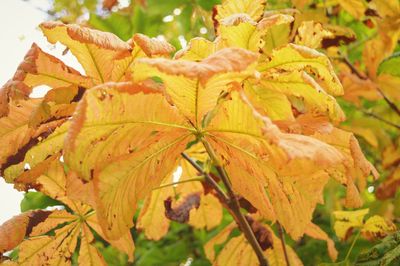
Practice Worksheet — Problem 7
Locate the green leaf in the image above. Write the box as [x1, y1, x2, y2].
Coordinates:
[88, 13, 133, 41]
[20, 192, 60, 212]
[378, 52, 400, 77]
[355, 231, 400, 266]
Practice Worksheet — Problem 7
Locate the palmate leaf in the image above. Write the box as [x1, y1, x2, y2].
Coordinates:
[133, 47, 259, 127]
[132, 48, 356, 240]
[65, 82, 192, 238]
[204, 92, 343, 239]
[65, 48, 258, 239]
[0, 158, 134, 265]
[0, 21, 177, 188]
[66, 45, 347, 241]
[178, 12, 345, 125]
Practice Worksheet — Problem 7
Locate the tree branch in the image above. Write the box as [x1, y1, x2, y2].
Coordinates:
[341, 56, 366, 80]
[376, 87, 400, 117]
[201, 140, 269, 266]
[181, 152, 228, 201]
[361, 110, 400, 130]
[277, 222, 290, 266]
[340, 56, 400, 117]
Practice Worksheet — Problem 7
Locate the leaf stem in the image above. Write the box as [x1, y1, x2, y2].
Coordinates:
[153, 176, 205, 190]
[345, 230, 361, 262]
[181, 153, 228, 201]
[277, 222, 290, 266]
[201, 140, 269, 266]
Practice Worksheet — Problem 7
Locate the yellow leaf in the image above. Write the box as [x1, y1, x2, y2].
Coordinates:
[295, 21, 333, 49]
[86, 214, 135, 262]
[291, 0, 312, 9]
[259, 70, 345, 123]
[264, 231, 303, 266]
[341, 125, 379, 148]
[361, 215, 397, 240]
[338, 0, 367, 19]
[78, 224, 107, 266]
[40, 21, 132, 84]
[0, 100, 42, 170]
[215, 0, 266, 23]
[204, 222, 236, 262]
[35, 158, 89, 215]
[214, 235, 259, 265]
[134, 48, 258, 127]
[65, 82, 192, 239]
[29, 210, 77, 237]
[3, 121, 69, 183]
[274, 116, 377, 207]
[189, 193, 223, 230]
[218, 14, 265, 52]
[333, 208, 369, 240]
[132, 33, 175, 57]
[18, 221, 80, 266]
[260, 44, 343, 96]
[175, 37, 215, 61]
[312, 127, 378, 201]
[244, 81, 294, 121]
[369, 0, 400, 18]
[205, 92, 345, 239]
[137, 176, 175, 240]
[22, 43, 91, 89]
[261, 14, 294, 54]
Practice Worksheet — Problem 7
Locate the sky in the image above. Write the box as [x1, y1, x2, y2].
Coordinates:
[0, 0, 82, 224]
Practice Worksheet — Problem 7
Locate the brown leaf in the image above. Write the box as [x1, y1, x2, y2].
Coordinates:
[245, 216, 273, 251]
[164, 193, 201, 223]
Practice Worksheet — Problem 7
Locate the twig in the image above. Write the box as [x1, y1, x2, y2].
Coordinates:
[201, 140, 269, 266]
[340, 56, 366, 80]
[376, 87, 400, 117]
[277, 222, 290, 266]
[361, 110, 400, 130]
[340, 56, 400, 117]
